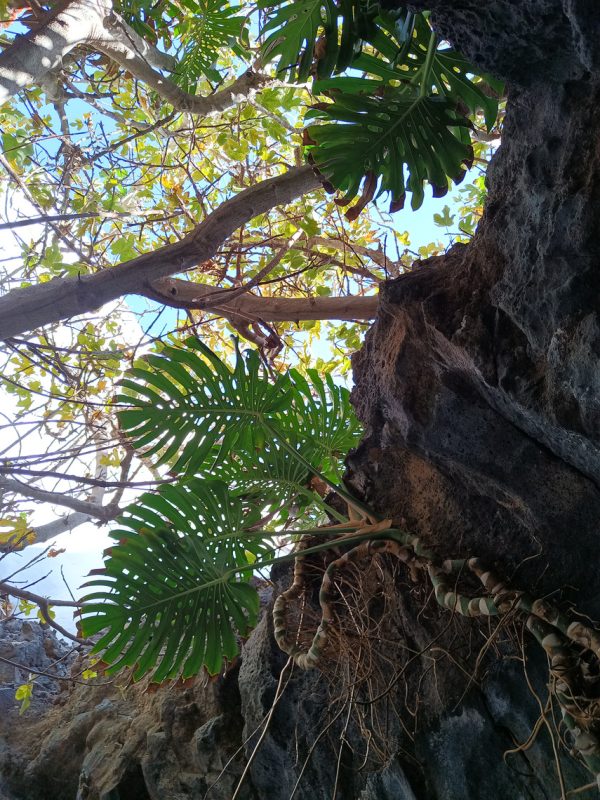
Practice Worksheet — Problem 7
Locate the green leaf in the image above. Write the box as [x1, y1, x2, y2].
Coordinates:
[80, 480, 269, 681]
[259, 0, 340, 83]
[433, 205, 455, 227]
[15, 681, 34, 715]
[117, 337, 292, 474]
[306, 90, 473, 213]
[1, 132, 33, 167]
[173, 0, 248, 91]
[300, 10, 501, 216]
[259, 0, 417, 83]
[118, 337, 361, 486]
[283, 368, 362, 481]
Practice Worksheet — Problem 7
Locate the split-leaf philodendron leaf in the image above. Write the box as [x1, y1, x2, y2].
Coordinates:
[80, 338, 363, 681]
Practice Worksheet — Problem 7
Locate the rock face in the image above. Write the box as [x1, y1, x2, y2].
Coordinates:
[0, 576, 421, 800]
[2, 2, 600, 798]
[344, 0, 600, 796]
[0, 578, 592, 800]
[0, 618, 76, 715]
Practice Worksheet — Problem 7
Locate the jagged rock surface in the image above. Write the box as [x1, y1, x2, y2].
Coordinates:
[0, 618, 76, 715]
[344, 0, 600, 796]
[0, 573, 592, 800]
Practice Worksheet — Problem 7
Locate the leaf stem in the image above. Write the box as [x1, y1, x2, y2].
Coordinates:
[261, 417, 375, 520]
[419, 30, 438, 98]
[101, 527, 409, 613]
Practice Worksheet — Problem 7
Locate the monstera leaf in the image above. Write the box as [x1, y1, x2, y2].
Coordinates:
[82, 341, 370, 682]
[259, 0, 415, 82]
[200, 434, 346, 525]
[117, 337, 362, 480]
[286, 368, 362, 480]
[302, 10, 499, 215]
[258, 0, 500, 216]
[80, 480, 271, 681]
[259, 0, 340, 83]
[117, 338, 291, 474]
[305, 90, 473, 214]
[174, 0, 249, 89]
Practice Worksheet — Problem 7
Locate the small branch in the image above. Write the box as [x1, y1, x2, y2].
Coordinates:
[0, 580, 80, 608]
[0, 152, 92, 265]
[0, 211, 132, 230]
[250, 98, 297, 133]
[186, 229, 303, 309]
[0, 475, 117, 522]
[0, 465, 166, 489]
[0, 580, 88, 644]
[0, 653, 77, 681]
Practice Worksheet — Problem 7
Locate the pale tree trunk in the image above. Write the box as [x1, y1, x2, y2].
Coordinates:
[0, 0, 268, 111]
[0, 0, 111, 104]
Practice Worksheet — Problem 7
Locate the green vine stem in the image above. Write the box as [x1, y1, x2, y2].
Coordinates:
[418, 30, 438, 98]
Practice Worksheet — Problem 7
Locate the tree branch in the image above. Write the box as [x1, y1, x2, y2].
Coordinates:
[0, 579, 88, 644]
[95, 29, 271, 116]
[0, 0, 268, 115]
[0, 476, 116, 521]
[0, 211, 133, 230]
[142, 277, 379, 322]
[101, 12, 177, 72]
[0, 166, 321, 339]
[0, 579, 79, 607]
[29, 511, 105, 544]
[0, 0, 111, 105]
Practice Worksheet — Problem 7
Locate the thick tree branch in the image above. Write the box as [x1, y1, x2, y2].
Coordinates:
[29, 511, 105, 544]
[100, 12, 177, 72]
[0, 0, 269, 114]
[0, 476, 116, 521]
[0, 167, 321, 339]
[95, 31, 271, 115]
[0, 0, 111, 105]
[143, 277, 379, 322]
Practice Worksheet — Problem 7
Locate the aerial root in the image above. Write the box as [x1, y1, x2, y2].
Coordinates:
[272, 519, 600, 783]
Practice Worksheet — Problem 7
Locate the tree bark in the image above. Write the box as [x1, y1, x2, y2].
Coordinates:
[143, 277, 378, 322]
[0, 0, 109, 105]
